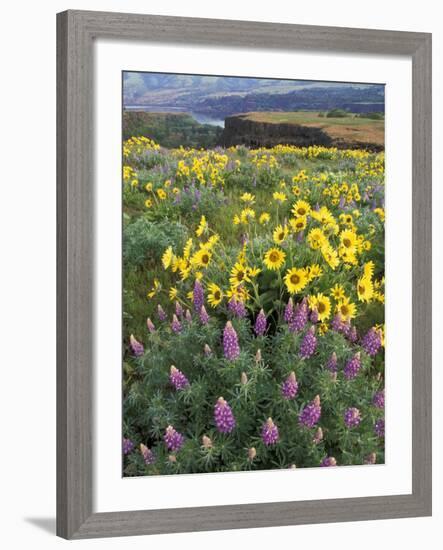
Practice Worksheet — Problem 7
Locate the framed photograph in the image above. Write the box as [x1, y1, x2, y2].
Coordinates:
[57, 10, 432, 539]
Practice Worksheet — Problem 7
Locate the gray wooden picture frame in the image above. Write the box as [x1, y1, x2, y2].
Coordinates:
[57, 9, 432, 539]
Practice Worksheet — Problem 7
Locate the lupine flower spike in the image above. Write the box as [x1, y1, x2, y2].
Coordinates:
[344, 407, 361, 428]
[214, 397, 236, 433]
[281, 371, 299, 400]
[169, 365, 189, 390]
[123, 438, 134, 455]
[157, 304, 166, 322]
[164, 425, 185, 452]
[129, 334, 144, 357]
[254, 309, 267, 336]
[344, 352, 361, 379]
[299, 395, 321, 428]
[223, 321, 240, 360]
[140, 443, 156, 465]
[146, 318, 155, 333]
[261, 418, 279, 446]
[321, 456, 337, 467]
[171, 314, 182, 333]
[300, 326, 317, 358]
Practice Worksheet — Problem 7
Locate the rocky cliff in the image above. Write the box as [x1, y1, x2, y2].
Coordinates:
[219, 114, 384, 151]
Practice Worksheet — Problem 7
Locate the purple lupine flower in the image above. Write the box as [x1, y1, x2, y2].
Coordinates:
[146, 318, 155, 333]
[339, 196, 346, 208]
[228, 297, 247, 318]
[310, 307, 319, 324]
[281, 371, 299, 400]
[347, 325, 358, 343]
[372, 389, 385, 409]
[261, 418, 279, 446]
[362, 327, 382, 356]
[204, 343, 212, 356]
[320, 456, 337, 467]
[313, 427, 324, 444]
[129, 334, 144, 357]
[344, 352, 361, 380]
[254, 308, 267, 336]
[163, 425, 185, 452]
[185, 309, 192, 323]
[123, 438, 134, 455]
[193, 279, 204, 312]
[374, 418, 385, 438]
[157, 304, 167, 322]
[326, 352, 338, 373]
[284, 297, 295, 323]
[175, 301, 183, 318]
[171, 314, 182, 333]
[296, 230, 305, 243]
[299, 326, 317, 359]
[214, 397, 236, 433]
[223, 321, 240, 360]
[299, 395, 321, 428]
[289, 298, 308, 332]
[140, 443, 156, 465]
[331, 313, 345, 333]
[169, 365, 189, 390]
[199, 305, 210, 325]
[344, 407, 362, 428]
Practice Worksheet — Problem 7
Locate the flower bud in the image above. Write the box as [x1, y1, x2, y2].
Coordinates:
[241, 372, 248, 385]
[248, 447, 257, 461]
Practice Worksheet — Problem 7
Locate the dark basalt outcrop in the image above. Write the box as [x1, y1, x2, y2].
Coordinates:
[219, 115, 384, 151]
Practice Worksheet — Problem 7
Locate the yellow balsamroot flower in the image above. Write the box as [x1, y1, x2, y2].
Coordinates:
[374, 291, 385, 304]
[336, 297, 357, 321]
[292, 199, 311, 218]
[145, 182, 153, 192]
[172, 256, 187, 274]
[233, 215, 241, 225]
[357, 276, 374, 302]
[374, 207, 385, 222]
[226, 284, 250, 303]
[259, 212, 271, 225]
[183, 238, 193, 260]
[263, 248, 286, 271]
[289, 216, 307, 233]
[240, 192, 255, 204]
[339, 246, 358, 266]
[308, 227, 327, 250]
[157, 188, 167, 200]
[229, 262, 250, 288]
[330, 284, 346, 300]
[318, 323, 329, 335]
[273, 191, 287, 203]
[273, 224, 289, 245]
[247, 266, 262, 278]
[306, 264, 323, 281]
[164, 179, 171, 188]
[292, 185, 301, 196]
[172, 187, 180, 195]
[309, 293, 332, 322]
[179, 265, 191, 281]
[162, 246, 174, 270]
[321, 243, 340, 270]
[206, 234, 220, 248]
[169, 287, 178, 301]
[363, 261, 375, 279]
[207, 282, 223, 308]
[284, 267, 309, 294]
[147, 279, 161, 299]
[191, 247, 212, 269]
[196, 215, 208, 237]
[144, 199, 153, 208]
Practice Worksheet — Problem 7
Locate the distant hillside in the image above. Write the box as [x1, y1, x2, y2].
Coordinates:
[124, 72, 385, 120]
[219, 112, 384, 151]
[123, 111, 222, 148]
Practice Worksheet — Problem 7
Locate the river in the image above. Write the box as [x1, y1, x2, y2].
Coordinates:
[124, 105, 225, 128]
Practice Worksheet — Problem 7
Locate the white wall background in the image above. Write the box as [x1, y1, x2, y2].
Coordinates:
[0, 0, 440, 548]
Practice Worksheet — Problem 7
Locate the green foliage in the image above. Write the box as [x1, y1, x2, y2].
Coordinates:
[326, 108, 350, 118]
[123, 217, 188, 267]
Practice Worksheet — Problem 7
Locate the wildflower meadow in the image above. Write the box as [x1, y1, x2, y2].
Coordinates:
[122, 137, 385, 476]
